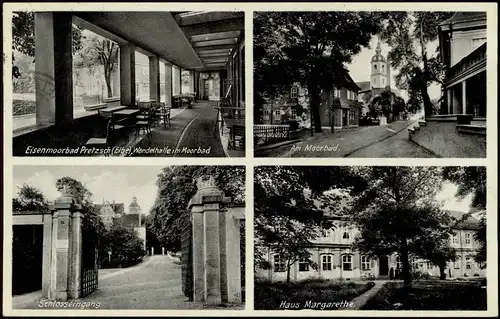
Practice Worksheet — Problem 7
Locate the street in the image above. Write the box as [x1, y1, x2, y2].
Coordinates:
[13, 255, 202, 310]
[80, 255, 199, 309]
[256, 120, 436, 158]
[347, 122, 436, 158]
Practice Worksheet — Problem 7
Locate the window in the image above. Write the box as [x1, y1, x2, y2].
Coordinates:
[291, 109, 297, 120]
[322, 255, 332, 271]
[135, 51, 150, 101]
[263, 109, 270, 116]
[382, 78, 385, 85]
[382, 64, 385, 71]
[361, 256, 371, 271]
[274, 110, 280, 117]
[332, 88, 340, 98]
[454, 260, 460, 269]
[349, 110, 356, 120]
[342, 255, 353, 271]
[465, 256, 472, 270]
[452, 233, 459, 244]
[273, 254, 286, 272]
[465, 233, 471, 245]
[427, 262, 433, 269]
[374, 64, 378, 70]
[342, 230, 350, 240]
[299, 258, 309, 272]
[290, 86, 298, 99]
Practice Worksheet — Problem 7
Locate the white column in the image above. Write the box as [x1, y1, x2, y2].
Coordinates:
[119, 43, 136, 106]
[149, 56, 160, 102]
[35, 13, 56, 125]
[461, 80, 467, 114]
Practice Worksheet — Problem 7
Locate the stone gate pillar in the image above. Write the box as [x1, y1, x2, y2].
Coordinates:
[188, 176, 232, 304]
[47, 187, 83, 300]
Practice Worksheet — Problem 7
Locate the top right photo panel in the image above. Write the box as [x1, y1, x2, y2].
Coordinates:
[253, 11, 487, 158]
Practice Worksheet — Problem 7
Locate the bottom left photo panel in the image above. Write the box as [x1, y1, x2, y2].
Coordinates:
[8, 165, 246, 311]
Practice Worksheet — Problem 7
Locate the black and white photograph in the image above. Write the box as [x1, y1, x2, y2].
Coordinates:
[253, 11, 487, 158]
[254, 166, 487, 310]
[11, 11, 246, 157]
[10, 165, 245, 309]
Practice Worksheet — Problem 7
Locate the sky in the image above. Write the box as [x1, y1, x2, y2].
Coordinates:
[346, 35, 441, 102]
[13, 166, 473, 215]
[12, 166, 163, 215]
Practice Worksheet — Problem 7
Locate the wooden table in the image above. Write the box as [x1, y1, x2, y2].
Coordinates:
[114, 109, 141, 116]
[99, 105, 128, 118]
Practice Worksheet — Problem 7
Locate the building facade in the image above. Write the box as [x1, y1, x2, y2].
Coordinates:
[97, 195, 147, 250]
[439, 12, 486, 118]
[261, 68, 361, 129]
[256, 210, 485, 282]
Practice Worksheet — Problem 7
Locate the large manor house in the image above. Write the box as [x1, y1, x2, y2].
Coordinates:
[96, 195, 147, 250]
[256, 208, 485, 282]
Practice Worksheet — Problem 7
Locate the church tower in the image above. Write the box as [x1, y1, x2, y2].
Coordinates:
[129, 194, 141, 215]
[370, 38, 388, 89]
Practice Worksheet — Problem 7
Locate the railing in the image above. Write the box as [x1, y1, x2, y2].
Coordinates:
[254, 124, 290, 144]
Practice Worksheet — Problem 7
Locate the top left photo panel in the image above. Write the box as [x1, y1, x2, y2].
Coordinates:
[9, 10, 246, 157]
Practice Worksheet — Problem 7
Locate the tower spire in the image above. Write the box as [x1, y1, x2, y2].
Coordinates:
[375, 36, 382, 54]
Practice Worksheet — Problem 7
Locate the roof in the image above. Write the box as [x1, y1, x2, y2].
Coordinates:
[356, 81, 371, 92]
[446, 210, 482, 230]
[95, 202, 125, 215]
[440, 12, 487, 27]
[118, 213, 146, 228]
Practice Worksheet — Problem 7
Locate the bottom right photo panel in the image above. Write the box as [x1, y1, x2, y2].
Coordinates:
[254, 166, 487, 311]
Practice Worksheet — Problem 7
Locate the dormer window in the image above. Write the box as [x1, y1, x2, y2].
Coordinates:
[342, 231, 350, 240]
[290, 86, 298, 99]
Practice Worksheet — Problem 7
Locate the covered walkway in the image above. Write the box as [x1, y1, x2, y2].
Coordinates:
[12, 10, 245, 157]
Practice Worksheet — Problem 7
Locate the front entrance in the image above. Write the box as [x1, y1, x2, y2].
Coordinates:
[378, 255, 389, 276]
[342, 109, 348, 127]
[12, 225, 43, 295]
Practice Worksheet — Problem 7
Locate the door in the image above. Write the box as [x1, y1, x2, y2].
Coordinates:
[203, 80, 209, 100]
[378, 255, 389, 276]
[342, 110, 348, 127]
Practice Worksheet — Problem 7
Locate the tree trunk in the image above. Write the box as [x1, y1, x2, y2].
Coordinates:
[307, 72, 322, 133]
[400, 237, 412, 287]
[439, 262, 446, 280]
[421, 85, 433, 118]
[104, 64, 113, 98]
[286, 264, 291, 285]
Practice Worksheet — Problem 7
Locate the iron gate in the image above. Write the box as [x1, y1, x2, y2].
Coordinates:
[80, 214, 99, 297]
[181, 215, 193, 300]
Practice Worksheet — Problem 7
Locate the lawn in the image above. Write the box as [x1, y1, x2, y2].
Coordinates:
[254, 278, 375, 310]
[361, 279, 487, 310]
[13, 99, 36, 116]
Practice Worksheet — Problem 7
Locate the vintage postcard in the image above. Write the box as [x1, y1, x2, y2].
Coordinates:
[2, 1, 498, 318]
[8, 10, 245, 158]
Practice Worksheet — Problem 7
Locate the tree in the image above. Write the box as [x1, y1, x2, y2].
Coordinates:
[12, 184, 49, 212]
[148, 166, 245, 252]
[379, 12, 454, 118]
[347, 166, 448, 286]
[254, 12, 385, 133]
[254, 166, 364, 282]
[74, 33, 119, 98]
[55, 177, 105, 241]
[442, 167, 487, 264]
[370, 86, 396, 119]
[100, 220, 146, 266]
[12, 11, 83, 79]
[410, 225, 457, 280]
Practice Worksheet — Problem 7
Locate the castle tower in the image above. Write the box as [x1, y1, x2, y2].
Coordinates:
[370, 38, 388, 89]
